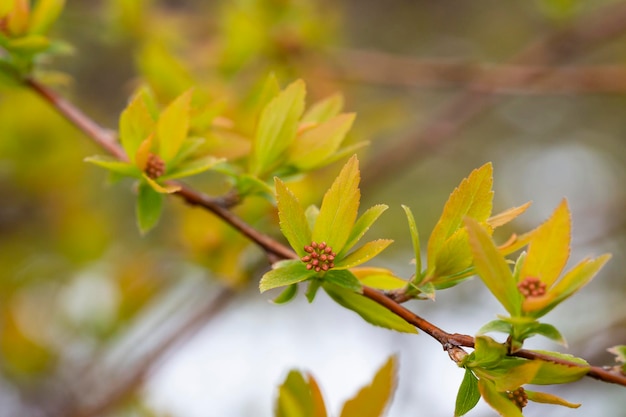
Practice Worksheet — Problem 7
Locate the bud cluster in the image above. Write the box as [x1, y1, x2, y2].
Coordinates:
[301, 241, 336, 272]
[517, 276, 546, 298]
[506, 387, 528, 410]
[145, 153, 166, 179]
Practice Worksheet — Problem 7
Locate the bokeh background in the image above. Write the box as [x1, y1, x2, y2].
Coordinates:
[2, 0, 626, 416]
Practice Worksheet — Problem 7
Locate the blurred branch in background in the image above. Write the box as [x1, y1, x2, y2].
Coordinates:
[357, 1, 626, 188]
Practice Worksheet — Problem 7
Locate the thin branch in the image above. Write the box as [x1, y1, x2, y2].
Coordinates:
[328, 50, 626, 94]
[360, 1, 626, 187]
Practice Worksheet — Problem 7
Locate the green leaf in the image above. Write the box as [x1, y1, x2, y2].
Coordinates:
[5, 35, 50, 54]
[84, 155, 140, 177]
[302, 93, 344, 124]
[477, 378, 523, 417]
[529, 323, 566, 346]
[351, 267, 407, 290]
[323, 283, 417, 334]
[312, 155, 360, 253]
[470, 336, 508, 368]
[236, 174, 275, 199]
[455, 369, 480, 417]
[430, 228, 473, 282]
[276, 370, 322, 417]
[477, 320, 513, 336]
[334, 239, 393, 270]
[273, 284, 298, 304]
[136, 180, 164, 234]
[157, 89, 193, 162]
[275, 178, 312, 257]
[323, 270, 362, 293]
[523, 254, 611, 317]
[339, 356, 397, 417]
[339, 204, 388, 257]
[160, 156, 225, 180]
[260, 260, 316, 293]
[465, 218, 521, 316]
[251, 79, 306, 177]
[529, 351, 589, 384]
[120, 90, 157, 163]
[525, 390, 580, 408]
[402, 205, 423, 285]
[427, 163, 493, 275]
[167, 137, 205, 168]
[520, 199, 571, 288]
[288, 113, 355, 171]
[305, 279, 322, 303]
[492, 361, 542, 391]
[28, 0, 65, 35]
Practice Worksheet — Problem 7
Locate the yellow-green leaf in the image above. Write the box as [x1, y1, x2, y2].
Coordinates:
[5, 35, 49, 53]
[260, 260, 316, 293]
[142, 174, 181, 194]
[312, 155, 360, 253]
[28, 0, 65, 35]
[477, 378, 523, 417]
[251, 79, 306, 176]
[303, 93, 344, 124]
[323, 283, 417, 334]
[427, 163, 493, 274]
[157, 89, 193, 163]
[487, 201, 532, 228]
[520, 199, 571, 288]
[324, 270, 362, 293]
[334, 239, 393, 270]
[352, 267, 407, 290]
[401, 205, 423, 283]
[492, 361, 542, 392]
[84, 155, 140, 177]
[339, 204, 388, 257]
[288, 113, 355, 171]
[340, 356, 397, 417]
[466, 218, 521, 316]
[120, 90, 156, 163]
[160, 156, 224, 180]
[273, 284, 299, 304]
[523, 254, 610, 317]
[528, 352, 589, 385]
[525, 390, 580, 408]
[276, 370, 324, 417]
[275, 178, 312, 257]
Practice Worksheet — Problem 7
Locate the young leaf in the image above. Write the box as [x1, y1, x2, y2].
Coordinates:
[608, 345, 626, 373]
[275, 178, 312, 257]
[120, 91, 156, 163]
[523, 254, 611, 317]
[142, 174, 181, 194]
[302, 93, 344, 124]
[520, 199, 571, 288]
[339, 204, 388, 258]
[427, 163, 493, 274]
[477, 320, 513, 336]
[477, 378, 523, 417]
[487, 202, 532, 228]
[529, 323, 566, 346]
[136, 180, 164, 234]
[492, 361, 542, 392]
[402, 205, 423, 284]
[288, 113, 355, 171]
[455, 369, 481, 417]
[157, 89, 193, 163]
[323, 270, 362, 293]
[251, 80, 306, 177]
[351, 267, 407, 290]
[312, 155, 360, 252]
[471, 336, 508, 368]
[160, 156, 224, 180]
[273, 284, 298, 304]
[525, 390, 580, 408]
[528, 352, 589, 384]
[307, 373, 329, 417]
[339, 356, 397, 417]
[334, 239, 393, 270]
[322, 283, 417, 334]
[465, 218, 521, 316]
[84, 156, 140, 177]
[260, 260, 316, 293]
[276, 370, 326, 417]
[28, 0, 65, 35]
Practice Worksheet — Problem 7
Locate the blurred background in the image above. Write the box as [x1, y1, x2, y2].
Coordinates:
[2, 0, 626, 416]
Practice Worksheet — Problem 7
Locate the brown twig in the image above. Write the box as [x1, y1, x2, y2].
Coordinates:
[329, 50, 626, 95]
[360, 1, 626, 187]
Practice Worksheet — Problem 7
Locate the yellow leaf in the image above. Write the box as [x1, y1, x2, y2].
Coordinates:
[487, 201, 532, 228]
[157, 89, 193, 163]
[340, 356, 397, 417]
[520, 199, 570, 287]
[134, 133, 154, 171]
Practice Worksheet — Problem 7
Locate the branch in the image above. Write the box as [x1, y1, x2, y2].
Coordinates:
[25, 71, 626, 401]
[327, 50, 626, 94]
[360, 1, 626, 187]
